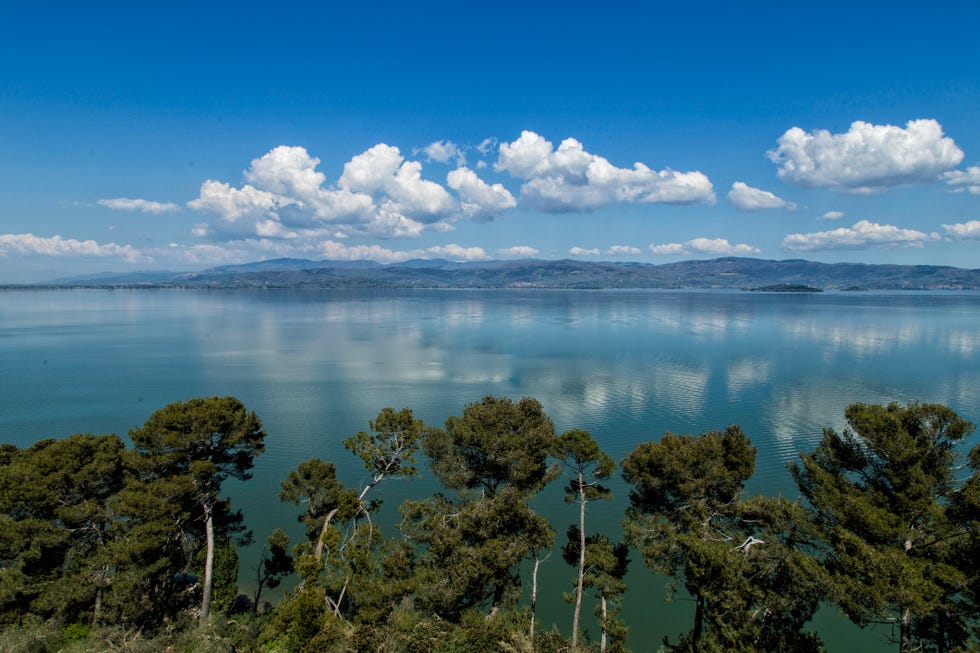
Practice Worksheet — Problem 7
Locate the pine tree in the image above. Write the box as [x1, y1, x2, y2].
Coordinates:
[128, 396, 265, 623]
[791, 402, 977, 653]
[404, 396, 558, 619]
[554, 428, 615, 650]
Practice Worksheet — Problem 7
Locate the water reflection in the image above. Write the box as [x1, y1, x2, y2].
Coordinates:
[3, 288, 978, 653]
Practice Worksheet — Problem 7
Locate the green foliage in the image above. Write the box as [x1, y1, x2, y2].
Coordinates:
[128, 396, 265, 623]
[63, 623, 91, 640]
[128, 396, 266, 493]
[406, 396, 559, 621]
[791, 402, 978, 652]
[0, 434, 126, 626]
[193, 536, 241, 615]
[561, 528, 630, 652]
[4, 395, 974, 652]
[279, 459, 359, 541]
[425, 395, 558, 495]
[554, 428, 616, 651]
[623, 425, 825, 650]
[403, 487, 554, 619]
[555, 428, 615, 503]
[253, 529, 293, 615]
[343, 406, 425, 489]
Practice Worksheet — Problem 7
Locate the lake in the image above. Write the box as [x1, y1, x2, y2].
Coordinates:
[2, 288, 978, 649]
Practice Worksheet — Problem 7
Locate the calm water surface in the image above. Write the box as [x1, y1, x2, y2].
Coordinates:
[2, 288, 978, 650]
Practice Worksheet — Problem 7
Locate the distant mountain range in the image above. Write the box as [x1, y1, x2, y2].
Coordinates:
[20, 257, 980, 290]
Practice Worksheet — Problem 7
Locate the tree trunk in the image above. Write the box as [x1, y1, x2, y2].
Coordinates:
[530, 556, 541, 646]
[93, 585, 102, 625]
[900, 606, 912, 653]
[572, 470, 586, 651]
[200, 501, 215, 623]
[252, 577, 266, 617]
[488, 583, 504, 619]
[600, 595, 608, 653]
[314, 507, 340, 562]
[692, 591, 705, 644]
[900, 531, 914, 653]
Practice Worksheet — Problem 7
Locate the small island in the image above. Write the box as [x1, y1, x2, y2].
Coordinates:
[747, 283, 823, 292]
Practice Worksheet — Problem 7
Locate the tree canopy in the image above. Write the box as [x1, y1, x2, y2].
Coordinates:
[791, 402, 977, 653]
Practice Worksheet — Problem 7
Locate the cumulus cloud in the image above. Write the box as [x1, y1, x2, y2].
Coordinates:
[339, 144, 455, 219]
[727, 182, 796, 211]
[97, 198, 180, 214]
[498, 245, 539, 258]
[427, 244, 490, 260]
[162, 238, 493, 266]
[648, 243, 687, 255]
[607, 245, 642, 255]
[422, 140, 462, 164]
[821, 211, 845, 220]
[0, 233, 148, 262]
[446, 166, 517, 221]
[314, 240, 488, 263]
[687, 238, 760, 255]
[569, 247, 601, 256]
[942, 220, 980, 239]
[495, 131, 715, 213]
[188, 144, 512, 242]
[648, 238, 759, 256]
[782, 220, 940, 251]
[944, 166, 980, 194]
[768, 119, 963, 193]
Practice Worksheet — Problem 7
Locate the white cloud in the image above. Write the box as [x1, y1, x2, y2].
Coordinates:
[768, 119, 963, 193]
[316, 240, 411, 263]
[188, 144, 480, 241]
[446, 166, 517, 221]
[606, 245, 642, 255]
[942, 220, 980, 239]
[944, 166, 980, 194]
[422, 140, 462, 164]
[97, 198, 180, 214]
[569, 246, 601, 256]
[495, 130, 715, 213]
[648, 238, 759, 256]
[727, 182, 796, 211]
[427, 244, 490, 260]
[476, 137, 497, 155]
[0, 233, 148, 262]
[821, 211, 845, 220]
[498, 245, 539, 258]
[648, 243, 686, 255]
[340, 144, 455, 219]
[782, 220, 940, 251]
[687, 238, 760, 255]
[187, 180, 280, 227]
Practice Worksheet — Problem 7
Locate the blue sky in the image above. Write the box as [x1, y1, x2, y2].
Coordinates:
[1, 1, 978, 282]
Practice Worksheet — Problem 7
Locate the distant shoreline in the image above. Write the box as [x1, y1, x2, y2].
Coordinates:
[6, 257, 980, 291]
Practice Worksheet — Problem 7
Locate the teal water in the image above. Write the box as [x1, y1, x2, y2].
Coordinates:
[2, 288, 978, 649]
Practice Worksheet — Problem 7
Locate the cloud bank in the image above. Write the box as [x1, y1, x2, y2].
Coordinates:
[768, 119, 963, 193]
[0, 233, 148, 262]
[496, 131, 715, 212]
[187, 144, 513, 240]
[648, 238, 759, 255]
[942, 220, 980, 240]
[782, 220, 939, 251]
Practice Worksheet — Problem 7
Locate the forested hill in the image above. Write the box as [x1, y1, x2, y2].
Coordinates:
[28, 256, 980, 290]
